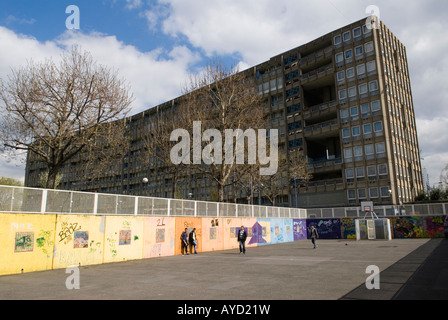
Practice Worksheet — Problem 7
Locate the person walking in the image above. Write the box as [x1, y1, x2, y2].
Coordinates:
[310, 225, 319, 249]
[189, 228, 198, 254]
[237, 225, 248, 254]
[181, 228, 189, 255]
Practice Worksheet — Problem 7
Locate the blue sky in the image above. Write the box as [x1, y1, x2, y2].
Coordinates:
[0, 0, 447, 188]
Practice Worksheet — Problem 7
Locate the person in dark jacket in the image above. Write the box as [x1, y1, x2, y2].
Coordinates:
[310, 225, 319, 249]
[189, 228, 198, 254]
[237, 226, 248, 254]
[181, 228, 189, 255]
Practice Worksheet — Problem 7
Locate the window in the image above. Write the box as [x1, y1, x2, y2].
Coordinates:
[375, 142, 386, 158]
[380, 187, 391, 198]
[367, 165, 376, 177]
[373, 121, 383, 135]
[353, 27, 362, 38]
[263, 82, 269, 94]
[344, 148, 353, 162]
[346, 67, 355, 79]
[339, 89, 347, 101]
[340, 109, 349, 123]
[355, 45, 363, 56]
[335, 53, 344, 64]
[356, 167, 365, 178]
[358, 83, 368, 97]
[348, 189, 356, 200]
[378, 164, 388, 175]
[365, 144, 374, 160]
[366, 60, 376, 73]
[371, 100, 381, 114]
[365, 41, 374, 53]
[369, 188, 379, 198]
[352, 126, 361, 137]
[345, 49, 353, 60]
[369, 80, 379, 92]
[342, 128, 351, 142]
[358, 189, 367, 199]
[361, 103, 370, 118]
[350, 106, 359, 121]
[343, 31, 351, 42]
[357, 64, 366, 76]
[334, 35, 342, 45]
[348, 86, 357, 100]
[354, 146, 363, 161]
[277, 77, 283, 89]
[337, 70, 345, 82]
[363, 123, 372, 135]
[345, 168, 354, 180]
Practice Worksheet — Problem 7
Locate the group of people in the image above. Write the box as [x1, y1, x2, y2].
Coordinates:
[180, 225, 249, 255]
[180, 224, 320, 255]
[181, 227, 198, 255]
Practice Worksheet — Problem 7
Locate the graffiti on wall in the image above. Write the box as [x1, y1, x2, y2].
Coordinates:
[293, 219, 307, 241]
[424, 216, 448, 238]
[307, 219, 342, 239]
[391, 217, 424, 238]
[341, 218, 356, 239]
[74, 231, 89, 248]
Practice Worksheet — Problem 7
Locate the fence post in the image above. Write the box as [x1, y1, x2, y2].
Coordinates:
[40, 189, 48, 214]
[134, 197, 139, 216]
[93, 193, 98, 215]
[194, 200, 197, 217]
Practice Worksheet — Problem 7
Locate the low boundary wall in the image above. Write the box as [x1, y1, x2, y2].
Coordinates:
[1, 213, 447, 276]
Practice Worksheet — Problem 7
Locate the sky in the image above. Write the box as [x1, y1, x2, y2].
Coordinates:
[0, 0, 447, 189]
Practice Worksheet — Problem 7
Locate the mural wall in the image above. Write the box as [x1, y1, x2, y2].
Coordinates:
[1, 213, 447, 276]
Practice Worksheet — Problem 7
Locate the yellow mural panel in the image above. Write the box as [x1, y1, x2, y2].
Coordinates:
[53, 214, 105, 269]
[0, 213, 56, 275]
[103, 216, 144, 263]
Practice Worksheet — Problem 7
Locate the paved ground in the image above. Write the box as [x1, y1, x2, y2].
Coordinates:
[0, 238, 447, 301]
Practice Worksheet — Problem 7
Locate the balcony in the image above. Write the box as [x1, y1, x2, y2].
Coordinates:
[300, 63, 333, 84]
[300, 46, 333, 68]
[303, 119, 338, 137]
[303, 100, 338, 119]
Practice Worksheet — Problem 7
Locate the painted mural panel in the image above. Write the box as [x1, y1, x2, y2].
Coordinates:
[307, 219, 342, 239]
[391, 216, 424, 238]
[53, 215, 104, 269]
[201, 218, 224, 252]
[174, 217, 202, 255]
[103, 216, 144, 263]
[242, 218, 266, 247]
[223, 218, 242, 250]
[341, 218, 356, 239]
[424, 216, 448, 238]
[258, 219, 293, 244]
[143, 217, 175, 258]
[0, 213, 56, 275]
[293, 219, 307, 241]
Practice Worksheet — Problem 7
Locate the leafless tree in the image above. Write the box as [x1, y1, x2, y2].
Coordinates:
[180, 62, 265, 202]
[0, 46, 133, 189]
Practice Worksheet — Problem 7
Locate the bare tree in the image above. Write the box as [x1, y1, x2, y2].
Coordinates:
[180, 62, 265, 202]
[0, 46, 133, 189]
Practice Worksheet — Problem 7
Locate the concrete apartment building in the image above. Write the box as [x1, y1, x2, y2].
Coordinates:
[25, 17, 424, 208]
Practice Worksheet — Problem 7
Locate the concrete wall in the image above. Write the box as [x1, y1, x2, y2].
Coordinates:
[1, 213, 447, 276]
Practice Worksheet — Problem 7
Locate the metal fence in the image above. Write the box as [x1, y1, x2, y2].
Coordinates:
[0, 185, 307, 218]
[1, 185, 446, 218]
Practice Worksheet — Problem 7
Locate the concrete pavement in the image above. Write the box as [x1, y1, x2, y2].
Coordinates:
[0, 238, 446, 300]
